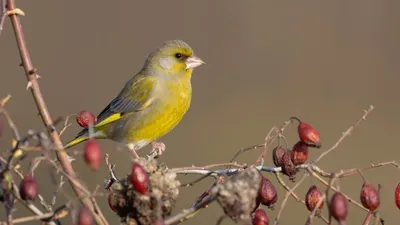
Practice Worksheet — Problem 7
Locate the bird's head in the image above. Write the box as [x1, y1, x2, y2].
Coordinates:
[144, 40, 205, 79]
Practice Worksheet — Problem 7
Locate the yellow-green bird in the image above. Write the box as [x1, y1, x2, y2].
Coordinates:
[64, 40, 204, 156]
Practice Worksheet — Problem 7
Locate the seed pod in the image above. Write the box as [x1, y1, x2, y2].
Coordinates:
[291, 141, 309, 165]
[252, 209, 269, 225]
[396, 183, 400, 209]
[329, 192, 348, 225]
[360, 183, 380, 211]
[281, 150, 296, 181]
[77, 207, 94, 225]
[272, 147, 286, 167]
[76, 111, 96, 128]
[305, 185, 324, 212]
[291, 117, 321, 148]
[19, 175, 38, 201]
[130, 163, 149, 195]
[258, 176, 277, 208]
[83, 139, 102, 169]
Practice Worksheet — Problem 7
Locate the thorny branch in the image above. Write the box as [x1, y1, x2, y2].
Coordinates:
[5, 1, 108, 224]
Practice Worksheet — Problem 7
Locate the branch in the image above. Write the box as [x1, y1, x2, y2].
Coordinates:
[5, 1, 108, 224]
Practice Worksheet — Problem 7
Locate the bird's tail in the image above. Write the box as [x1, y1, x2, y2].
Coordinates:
[63, 136, 89, 149]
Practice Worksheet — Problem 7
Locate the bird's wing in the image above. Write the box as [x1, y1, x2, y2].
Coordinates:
[74, 75, 157, 137]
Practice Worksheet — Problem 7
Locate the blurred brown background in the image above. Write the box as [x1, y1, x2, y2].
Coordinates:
[0, 1, 399, 224]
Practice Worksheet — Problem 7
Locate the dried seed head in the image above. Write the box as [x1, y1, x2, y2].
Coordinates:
[258, 176, 277, 208]
[396, 183, 400, 209]
[76, 111, 96, 128]
[291, 141, 309, 166]
[19, 175, 38, 201]
[329, 192, 348, 225]
[281, 150, 297, 181]
[292, 117, 321, 148]
[305, 185, 324, 212]
[252, 209, 269, 225]
[130, 163, 149, 195]
[77, 207, 94, 225]
[272, 147, 286, 167]
[360, 183, 380, 211]
[83, 139, 102, 169]
[214, 167, 260, 222]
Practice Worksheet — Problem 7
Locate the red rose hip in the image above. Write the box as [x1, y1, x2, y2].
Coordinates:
[305, 185, 324, 212]
[291, 117, 321, 148]
[130, 163, 149, 195]
[19, 175, 38, 201]
[252, 209, 269, 225]
[360, 183, 380, 211]
[395, 183, 400, 209]
[83, 139, 102, 169]
[258, 176, 277, 208]
[76, 111, 96, 128]
[329, 192, 348, 225]
[291, 141, 309, 165]
[77, 207, 94, 225]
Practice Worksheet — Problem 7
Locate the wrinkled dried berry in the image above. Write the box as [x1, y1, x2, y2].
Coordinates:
[305, 185, 324, 212]
[281, 150, 296, 181]
[252, 209, 269, 225]
[131, 163, 149, 195]
[258, 176, 277, 208]
[291, 141, 309, 165]
[19, 175, 38, 201]
[83, 139, 102, 169]
[272, 147, 286, 167]
[291, 117, 321, 148]
[329, 192, 348, 225]
[360, 183, 380, 211]
[76, 111, 96, 128]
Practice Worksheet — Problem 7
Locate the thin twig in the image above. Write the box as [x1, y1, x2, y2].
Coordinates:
[362, 211, 374, 225]
[314, 105, 374, 163]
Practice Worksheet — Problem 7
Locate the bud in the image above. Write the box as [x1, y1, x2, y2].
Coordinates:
[291, 141, 309, 165]
[130, 163, 149, 195]
[281, 150, 296, 181]
[76, 111, 96, 128]
[360, 183, 380, 211]
[258, 176, 277, 208]
[291, 117, 321, 148]
[396, 183, 400, 209]
[83, 139, 102, 169]
[252, 209, 269, 225]
[305, 185, 324, 212]
[329, 192, 348, 225]
[272, 147, 286, 167]
[19, 175, 38, 201]
[77, 207, 94, 225]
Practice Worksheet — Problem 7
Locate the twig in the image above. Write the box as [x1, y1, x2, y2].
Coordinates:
[274, 174, 307, 225]
[164, 195, 217, 225]
[314, 105, 374, 163]
[6, 1, 108, 224]
[362, 211, 374, 225]
[103, 153, 118, 190]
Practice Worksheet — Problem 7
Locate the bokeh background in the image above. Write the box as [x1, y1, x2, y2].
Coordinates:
[0, 1, 399, 224]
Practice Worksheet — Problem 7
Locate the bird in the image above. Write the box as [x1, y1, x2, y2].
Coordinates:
[63, 40, 204, 158]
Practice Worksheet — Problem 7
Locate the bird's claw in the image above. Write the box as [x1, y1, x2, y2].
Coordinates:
[147, 142, 166, 161]
[7, 8, 25, 16]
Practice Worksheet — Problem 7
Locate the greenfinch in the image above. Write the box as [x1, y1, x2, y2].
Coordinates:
[64, 40, 204, 156]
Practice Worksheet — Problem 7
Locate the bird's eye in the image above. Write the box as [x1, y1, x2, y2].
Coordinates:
[175, 53, 182, 59]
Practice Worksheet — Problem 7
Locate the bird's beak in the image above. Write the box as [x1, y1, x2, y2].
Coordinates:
[185, 55, 205, 69]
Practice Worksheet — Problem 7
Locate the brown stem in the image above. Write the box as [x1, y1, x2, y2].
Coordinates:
[6, 1, 108, 224]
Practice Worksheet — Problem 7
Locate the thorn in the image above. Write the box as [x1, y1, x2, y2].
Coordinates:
[26, 74, 41, 90]
[7, 8, 25, 16]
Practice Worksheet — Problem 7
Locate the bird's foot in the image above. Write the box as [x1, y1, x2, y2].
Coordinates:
[127, 143, 139, 159]
[7, 8, 25, 16]
[147, 141, 166, 161]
